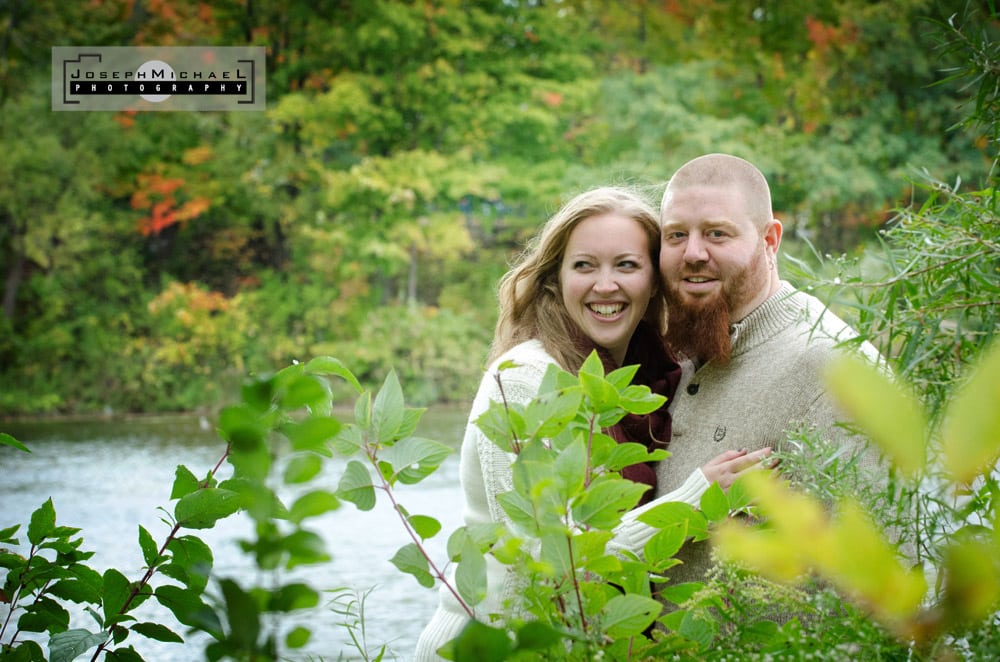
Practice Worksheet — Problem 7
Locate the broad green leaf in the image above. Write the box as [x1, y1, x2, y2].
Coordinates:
[699, 482, 729, 522]
[496, 490, 541, 536]
[28, 498, 56, 545]
[825, 353, 927, 478]
[288, 490, 341, 524]
[268, 582, 320, 611]
[525, 389, 583, 439]
[678, 608, 718, 649]
[620, 384, 667, 415]
[280, 374, 330, 411]
[553, 437, 587, 496]
[49, 629, 107, 662]
[131, 621, 183, 643]
[0, 432, 30, 453]
[137, 526, 159, 567]
[579, 351, 605, 377]
[102, 568, 130, 622]
[170, 465, 201, 500]
[600, 594, 661, 638]
[282, 416, 341, 454]
[0, 523, 19, 544]
[512, 620, 563, 651]
[19, 596, 69, 633]
[175, 488, 242, 529]
[606, 364, 640, 390]
[455, 536, 487, 606]
[390, 543, 434, 588]
[338, 460, 377, 511]
[49, 578, 101, 604]
[644, 522, 688, 565]
[283, 530, 331, 568]
[286, 626, 311, 649]
[408, 514, 441, 540]
[154, 585, 222, 637]
[579, 371, 619, 411]
[657, 581, 703, 607]
[305, 356, 363, 393]
[380, 436, 452, 484]
[604, 442, 658, 472]
[330, 425, 364, 456]
[163, 535, 214, 592]
[220, 578, 260, 649]
[942, 341, 1000, 484]
[284, 454, 323, 484]
[572, 477, 648, 529]
[474, 402, 522, 453]
[372, 370, 405, 441]
[452, 620, 512, 662]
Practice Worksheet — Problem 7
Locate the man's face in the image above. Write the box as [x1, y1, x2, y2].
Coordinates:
[659, 184, 772, 322]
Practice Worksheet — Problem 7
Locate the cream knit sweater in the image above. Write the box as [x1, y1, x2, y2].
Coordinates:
[414, 339, 707, 661]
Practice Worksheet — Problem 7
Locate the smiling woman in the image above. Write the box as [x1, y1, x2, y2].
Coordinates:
[414, 186, 682, 660]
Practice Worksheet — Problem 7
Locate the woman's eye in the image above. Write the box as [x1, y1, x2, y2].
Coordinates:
[618, 260, 639, 269]
[573, 260, 592, 270]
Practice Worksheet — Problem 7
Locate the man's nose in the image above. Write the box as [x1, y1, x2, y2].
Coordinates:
[683, 235, 709, 263]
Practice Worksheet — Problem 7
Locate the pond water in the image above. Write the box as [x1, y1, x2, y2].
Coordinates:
[0, 407, 470, 661]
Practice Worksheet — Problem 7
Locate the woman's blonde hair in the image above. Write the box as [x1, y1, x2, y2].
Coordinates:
[489, 186, 664, 370]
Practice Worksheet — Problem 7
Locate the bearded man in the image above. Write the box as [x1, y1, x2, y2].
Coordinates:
[652, 152, 884, 586]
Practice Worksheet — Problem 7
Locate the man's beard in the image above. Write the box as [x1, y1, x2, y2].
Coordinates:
[663, 287, 734, 365]
[662, 248, 768, 365]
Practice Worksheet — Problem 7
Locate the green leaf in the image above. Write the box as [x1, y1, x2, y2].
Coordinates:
[620, 385, 668, 415]
[389, 543, 434, 588]
[600, 594, 661, 638]
[0, 523, 19, 544]
[338, 460, 376, 511]
[162, 535, 213, 592]
[28, 498, 56, 545]
[282, 416, 341, 454]
[131, 621, 183, 643]
[280, 374, 330, 410]
[408, 514, 441, 540]
[380, 436, 452, 485]
[606, 364, 640, 390]
[283, 530, 331, 568]
[637, 501, 708, 541]
[285, 626, 311, 649]
[455, 536, 487, 606]
[579, 371, 620, 411]
[525, 389, 583, 439]
[645, 522, 688, 565]
[220, 578, 260, 649]
[604, 442, 658, 472]
[102, 568, 130, 622]
[699, 482, 729, 522]
[452, 620, 512, 662]
[288, 490, 340, 524]
[553, 437, 587, 496]
[268, 582, 320, 612]
[942, 341, 1000, 484]
[305, 356, 363, 393]
[49, 629, 107, 662]
[0, 432, 30, 453]
[284, 454, 323, 484]
[170, 465, 201, 500]
[579, 351, 605, 377]
[175, 488, 242, 529]
[372, 370, 405, 441]
[825, 353, 927, 478]
[138, 526, 159, 567]
[20, 596, 70, 633]
[572, 476, 648, 529]
[49, 578, 102, 604]
[513, 620, 563, 651]
[154, 585, 222, 637]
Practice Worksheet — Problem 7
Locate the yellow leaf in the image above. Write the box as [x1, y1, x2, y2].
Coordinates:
[825, 353, 927, 478]
[941, 341, 1000, 484]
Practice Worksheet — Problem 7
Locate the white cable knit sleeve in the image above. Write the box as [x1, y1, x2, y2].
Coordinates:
[606, 468, 710, 560]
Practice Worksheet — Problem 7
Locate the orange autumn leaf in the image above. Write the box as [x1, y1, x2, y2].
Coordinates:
[182, 145, 214, 166]
[175, 197, 212, 221]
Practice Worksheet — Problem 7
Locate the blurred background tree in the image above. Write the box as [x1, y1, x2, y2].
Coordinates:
[0, 0, 992, 416]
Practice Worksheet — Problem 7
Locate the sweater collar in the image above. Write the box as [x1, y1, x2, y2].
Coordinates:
[728, 281, 801, 358]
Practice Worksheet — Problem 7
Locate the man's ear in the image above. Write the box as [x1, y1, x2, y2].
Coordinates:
[765, 218, 783, 254]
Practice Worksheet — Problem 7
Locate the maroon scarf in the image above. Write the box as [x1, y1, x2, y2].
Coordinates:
[575, 320, 682, 507]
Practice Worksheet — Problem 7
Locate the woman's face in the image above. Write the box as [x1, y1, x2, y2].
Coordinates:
[559, 212, 656, 365]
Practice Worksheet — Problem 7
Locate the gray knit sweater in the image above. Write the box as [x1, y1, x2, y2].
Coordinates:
[652, 281, 882, 586]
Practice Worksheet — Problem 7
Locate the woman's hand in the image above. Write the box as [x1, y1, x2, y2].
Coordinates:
[700, 447, 775, 491]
